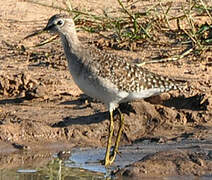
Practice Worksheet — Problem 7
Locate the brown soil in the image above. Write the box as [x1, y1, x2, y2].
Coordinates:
[0, 0, 212, 178]
[115, 150, 212, 179]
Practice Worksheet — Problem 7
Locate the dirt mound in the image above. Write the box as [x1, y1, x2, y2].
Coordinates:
[115, 150, 212, 178]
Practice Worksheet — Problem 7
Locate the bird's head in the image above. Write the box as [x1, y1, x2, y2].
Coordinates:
[24, 14, 78, 45]
[43, 14, 75, 34]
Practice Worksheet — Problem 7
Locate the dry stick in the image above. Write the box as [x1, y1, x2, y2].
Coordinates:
[182, 3, 203, 50]
[24, 35, 59, 49]
[159, 0, 172, 30]
[65, 0, 73, 13]
[199, 0, 212, 22]
[34, 35, 59, 47]
[188, 0, 196, 37]
[136, 47, 193, 67]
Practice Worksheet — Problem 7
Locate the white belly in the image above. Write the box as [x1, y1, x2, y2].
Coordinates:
[71, 71, 128, 106]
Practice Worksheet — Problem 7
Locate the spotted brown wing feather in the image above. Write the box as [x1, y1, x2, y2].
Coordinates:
[83, 46, 185, 93]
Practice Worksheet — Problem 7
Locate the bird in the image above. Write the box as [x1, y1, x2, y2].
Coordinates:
[27, 14, 185, 166]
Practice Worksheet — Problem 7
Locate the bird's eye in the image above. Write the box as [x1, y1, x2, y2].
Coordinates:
[56, 20, 64, 26]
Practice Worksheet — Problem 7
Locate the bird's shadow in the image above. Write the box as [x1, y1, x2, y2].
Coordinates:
[0, 97, 28, 104]
[51, 94, 108, 127]
[52, 93, 138, 128]
[59, 94, 96, 109]
[0, 93, 208, 128]
[51, 111, 108, 127]
[162, 93, 208, 111]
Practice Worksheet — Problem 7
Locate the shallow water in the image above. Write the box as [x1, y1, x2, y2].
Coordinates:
[0, 160, 105, 180]
[0, 140, 212, 180]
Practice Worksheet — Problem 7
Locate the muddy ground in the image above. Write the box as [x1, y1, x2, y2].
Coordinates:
[0, 0, 212, 178]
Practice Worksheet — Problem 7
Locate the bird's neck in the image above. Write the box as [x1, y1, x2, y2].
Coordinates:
[61, 30, 81, 53]
[60, 31, 84, 76]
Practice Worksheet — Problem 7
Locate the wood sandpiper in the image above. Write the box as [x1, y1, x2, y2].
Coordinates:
[26, 14, 185, 166]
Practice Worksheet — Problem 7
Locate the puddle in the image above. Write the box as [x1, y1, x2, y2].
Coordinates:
[68, 139, 212, 167]
[0, 139, 212, 179]
[0, 159, 105, 180]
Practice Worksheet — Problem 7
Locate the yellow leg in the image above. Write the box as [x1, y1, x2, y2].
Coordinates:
[112, 108, 124, 158]
[104, 110, 114, 166]
[104, 108, 124, 166]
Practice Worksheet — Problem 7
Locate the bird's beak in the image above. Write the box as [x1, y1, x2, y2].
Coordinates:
[24, 23, 53, 40]
[43, 23, 53, 31]
[23, 29, 43, 40]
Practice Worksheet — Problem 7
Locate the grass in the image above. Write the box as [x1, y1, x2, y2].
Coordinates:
[26, 0, 212, 63]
